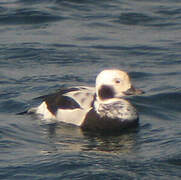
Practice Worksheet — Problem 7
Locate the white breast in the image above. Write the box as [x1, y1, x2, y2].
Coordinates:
[94, 98, 138, 122]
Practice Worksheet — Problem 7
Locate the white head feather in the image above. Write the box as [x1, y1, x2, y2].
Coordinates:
[95, 69, 132, 101]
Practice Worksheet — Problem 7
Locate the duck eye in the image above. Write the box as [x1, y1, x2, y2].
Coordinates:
[115, 79, 121, 84]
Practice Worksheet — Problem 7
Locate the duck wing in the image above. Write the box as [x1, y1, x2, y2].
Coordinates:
[37, 86, 95, 115]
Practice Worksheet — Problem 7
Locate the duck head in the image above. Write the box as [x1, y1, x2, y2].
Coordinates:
[96, 69, 143, 101]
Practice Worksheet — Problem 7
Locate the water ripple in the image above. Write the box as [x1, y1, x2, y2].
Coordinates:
[0, 8, 64, 25]
[117, 11, 180, 28]
[118, 12, 155, 26]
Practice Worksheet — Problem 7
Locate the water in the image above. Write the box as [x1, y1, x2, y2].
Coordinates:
[0, 0, 181, 179]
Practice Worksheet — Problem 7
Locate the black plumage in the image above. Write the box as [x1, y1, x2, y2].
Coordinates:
[39, 87, 82, 115]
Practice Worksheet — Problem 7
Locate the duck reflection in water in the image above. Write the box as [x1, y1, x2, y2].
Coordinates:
[40, 123, 140, 154]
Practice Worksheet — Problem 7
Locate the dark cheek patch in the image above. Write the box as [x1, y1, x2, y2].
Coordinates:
[98, 85, 115, 100]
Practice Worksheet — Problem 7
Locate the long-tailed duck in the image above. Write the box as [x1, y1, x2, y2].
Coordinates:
[28, 69, 143, 131]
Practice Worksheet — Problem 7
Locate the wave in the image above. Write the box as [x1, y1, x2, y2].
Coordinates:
[0, 8, 64, 25]
[131, 90, 181, 120]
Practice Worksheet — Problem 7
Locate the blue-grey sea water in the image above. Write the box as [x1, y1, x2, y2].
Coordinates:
[0, 0, 181, 179]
